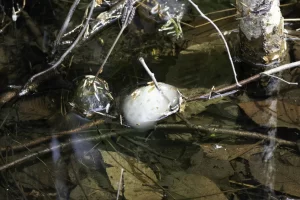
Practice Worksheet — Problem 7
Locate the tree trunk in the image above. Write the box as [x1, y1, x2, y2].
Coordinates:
[237, 0, 287, 66]
[237, 0, 288, 96]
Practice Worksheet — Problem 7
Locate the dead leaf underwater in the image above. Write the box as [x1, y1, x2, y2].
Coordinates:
[239, 99, 300, 129]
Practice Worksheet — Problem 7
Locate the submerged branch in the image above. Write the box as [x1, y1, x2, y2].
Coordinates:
[188, 60, 300, 101]
[0, 130, 132, 171]
[0, 119, 105, 153]
[52, 0, 81, 54]
[1, 120, 296, 171]
[156, 124, 296, 147]
[19, 0, 96, 96]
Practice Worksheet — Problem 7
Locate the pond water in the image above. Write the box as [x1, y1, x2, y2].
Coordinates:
[0, 0, 300, 199]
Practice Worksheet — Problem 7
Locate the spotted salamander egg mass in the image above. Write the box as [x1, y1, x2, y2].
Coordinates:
[122, 82, 182, 131]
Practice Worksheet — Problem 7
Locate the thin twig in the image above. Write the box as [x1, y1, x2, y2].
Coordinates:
[0, 130, 132, 171]
[52, 0, 81, 53]
[0, 90, 17, 108]
[70, 156, 89, 200]
[94, 24, 127, 77]
[262, 74, 298, 85]
[156, 124, 296, 147]
[123, 136, 176, 160]
[20, 0, 96, 96]
[0, 119, 105, 153]
[105, 139, 176, 199]
[188, 60, 300, 101]
[116, 168, 124, 200]
[188, 0, 241, 87]
[181, 14, 237, 29]
[205, 8, 236, 16]
[94, 0, 135, 78]
[284, 18, 300, 22]
[138, 57, 161, 91]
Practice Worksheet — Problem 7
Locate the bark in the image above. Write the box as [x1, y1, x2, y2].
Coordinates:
[237, 0, 287, 66]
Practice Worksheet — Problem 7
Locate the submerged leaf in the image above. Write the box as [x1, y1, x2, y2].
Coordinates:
[100, 150, 162, 200]
[239, 99, 300, 129]
[163, 172, 227, 200]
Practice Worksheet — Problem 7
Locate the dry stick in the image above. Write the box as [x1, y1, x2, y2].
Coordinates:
[188, 0, 241, 87]
[0, 90, 17, 108]
[188, 60, 300, 101]
[138, 57, 179, 110]
[227, 140, 264, 161]
[0, 130, 132, 171]
[156, 124, 296, 147]
[0, 119, 105, 153]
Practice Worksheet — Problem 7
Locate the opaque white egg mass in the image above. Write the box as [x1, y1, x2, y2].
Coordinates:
[122, 82, 182, 131]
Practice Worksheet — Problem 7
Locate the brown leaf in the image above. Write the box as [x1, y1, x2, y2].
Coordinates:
[239, 99, 300, 129]
[249, 154, 300, 198]
[16, 95, 58, 121]
[200, 143, 264, 161]
[163, 172, 228, 200]
[100, 151, 162, 200]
